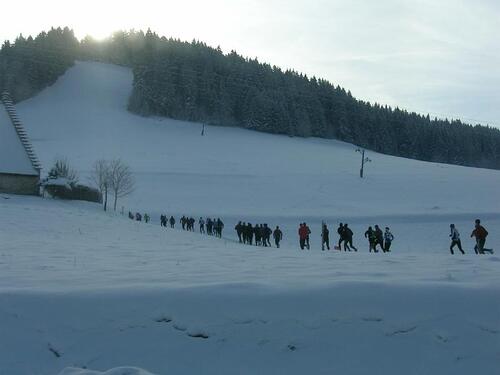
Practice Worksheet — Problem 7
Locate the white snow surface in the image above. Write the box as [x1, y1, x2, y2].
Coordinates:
[1, 193, 499, 375]
[58, 367, 156, 375]
[0, 101, 38, 175]
[1, 61, 499, 374]
[16, 61, 500, 219]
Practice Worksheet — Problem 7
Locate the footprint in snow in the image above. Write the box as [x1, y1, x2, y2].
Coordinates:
[434, 334, 449, 343]
[362, 317, 384, 322]
[479, 326, 498, 334]
[386, 326, 417, 336]
[173, 323, 187, 332]
[48, 343, 62, 358]
[186, 329, 209, 339]
[154, 316, 172, 323]
[232, 318, 254, 325]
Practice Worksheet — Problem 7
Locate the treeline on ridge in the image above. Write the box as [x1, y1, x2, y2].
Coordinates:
[1, 28, 499, 169]
[0, 27, 78, 102]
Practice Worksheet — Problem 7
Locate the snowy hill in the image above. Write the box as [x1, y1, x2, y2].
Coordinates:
[16, 61, 500, 219]
[14, 61, 500, 252]
[1, 61, 499, 374]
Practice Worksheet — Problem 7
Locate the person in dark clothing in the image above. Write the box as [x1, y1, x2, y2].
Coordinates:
[169, 216, 175, 228]
[246, 223, 254, 245]
[374, 225, 384, 252]
[364, 226, 376, 252]
[449, 224, 464, 254]
[344, 224, 357, 251]
[144, 213, 150, 223]
[136, 212, 142, 221]
[383, 227, 394, 252]
[199, 217, 205, 234]
[298, 223, 308, 250]
[213, 219, 218, 237]
[181, 216, 186, 230]
[337, 223, 346, 250]
[321, 223, 330, 250]
[255, 225, 262, 246]
[263, 224, 272, 247]
[128, 211, 134, 220]
[190, 217, 195, 232]
[160, 214, 166, 227]
[206, 218, 212, 235]
[216, 218, 224, 238]
[241, 222, 247, 243]
[471, 219, 488, 254]
[235, 221, 243, 243]
[273, 226, 283, 248]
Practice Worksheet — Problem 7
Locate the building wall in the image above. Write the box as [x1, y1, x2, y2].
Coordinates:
[0, 173, 39, 195]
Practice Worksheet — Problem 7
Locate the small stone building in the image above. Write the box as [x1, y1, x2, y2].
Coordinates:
[0, 91, 41, 195]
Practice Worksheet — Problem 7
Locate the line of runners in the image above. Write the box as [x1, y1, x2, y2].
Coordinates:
[129, 212, 491, 254]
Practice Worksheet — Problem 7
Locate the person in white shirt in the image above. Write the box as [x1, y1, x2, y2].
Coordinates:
[449, 224, 465, 254]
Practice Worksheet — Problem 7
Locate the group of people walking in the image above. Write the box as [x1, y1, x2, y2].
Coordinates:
[317, 222, 392, 253]
[159, 214, 175, 228]
[199, 217, 225, 237]
[129, 211, 150, 223]
[159, 215, 225, 237]
[364, 225, 394, 253]
[449, 219, 490, 254]
[234, 222, 283, 248]
[132, 211, 491, 255]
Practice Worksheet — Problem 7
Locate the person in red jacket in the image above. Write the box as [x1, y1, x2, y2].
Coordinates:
[298, 223, 308, 250]
[471, 219, 488, 254]
[305, 223, 311, 250]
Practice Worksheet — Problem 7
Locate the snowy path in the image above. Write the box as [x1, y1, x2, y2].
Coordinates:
[1, 196, 499, 292]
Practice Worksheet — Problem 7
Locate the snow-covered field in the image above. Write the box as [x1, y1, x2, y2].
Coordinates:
[1, 61, 499, 374]
[1, 195, 499, 375]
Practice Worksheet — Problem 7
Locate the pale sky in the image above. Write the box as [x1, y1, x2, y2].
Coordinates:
[1, 0, 499, 128]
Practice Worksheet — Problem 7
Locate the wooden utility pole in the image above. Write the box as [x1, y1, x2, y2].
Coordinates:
[355, 148, 372, 178]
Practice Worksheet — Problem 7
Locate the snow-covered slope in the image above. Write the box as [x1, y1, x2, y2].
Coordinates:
[16, 62, 500, 219]
[0, 195, 499, 375]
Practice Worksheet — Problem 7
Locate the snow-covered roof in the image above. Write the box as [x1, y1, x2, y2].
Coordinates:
[0, 92, 40, 176]
[42, 177, 72, 188]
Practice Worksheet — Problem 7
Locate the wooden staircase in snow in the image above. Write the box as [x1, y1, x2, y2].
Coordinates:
[1, 91, 42, 173]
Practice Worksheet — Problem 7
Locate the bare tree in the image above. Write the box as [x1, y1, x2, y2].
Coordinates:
[90, 159, 110, 211]
[109, 159, 135, 211]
